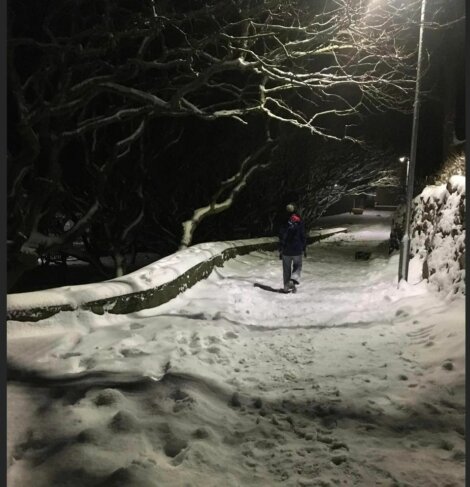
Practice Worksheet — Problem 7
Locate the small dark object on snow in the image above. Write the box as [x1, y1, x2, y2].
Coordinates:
[442, 361, 454, 371]
[355, 251, 371, 260]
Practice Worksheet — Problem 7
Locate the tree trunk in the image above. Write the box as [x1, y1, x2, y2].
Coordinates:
[113, 251, 126, 277]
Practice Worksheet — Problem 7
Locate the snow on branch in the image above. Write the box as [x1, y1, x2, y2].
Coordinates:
[20, 200, 100, 256]
[180, 136, 276, 249]
[10, 0, 434, 142]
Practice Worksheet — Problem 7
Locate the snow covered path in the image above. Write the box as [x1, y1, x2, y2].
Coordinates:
[7, 211, 465, 487]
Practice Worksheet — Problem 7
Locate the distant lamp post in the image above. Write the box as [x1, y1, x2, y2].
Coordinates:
[398, 0, 427, 283]
[399, 155, 410, 194]
[399, 156, 409, 179]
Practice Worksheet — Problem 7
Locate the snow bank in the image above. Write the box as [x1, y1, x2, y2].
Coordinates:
[410, 175, 465, 297]
[7, 229, 346, 322]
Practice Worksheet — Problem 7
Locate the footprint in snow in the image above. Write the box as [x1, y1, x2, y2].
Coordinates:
[224, 331, 238, 339]
[129, 323, 145, 330]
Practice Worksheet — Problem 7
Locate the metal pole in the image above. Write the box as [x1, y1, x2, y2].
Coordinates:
[398, 0, 427, 283]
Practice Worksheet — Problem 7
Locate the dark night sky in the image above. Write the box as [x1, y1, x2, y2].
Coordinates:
[359, 0, 465, 183]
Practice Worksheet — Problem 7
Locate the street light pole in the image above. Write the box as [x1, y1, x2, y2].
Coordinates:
[399, 156, 410, 188]
[398, 0, 427, 283]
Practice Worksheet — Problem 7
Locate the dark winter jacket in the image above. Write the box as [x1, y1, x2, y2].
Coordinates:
[279, 213, 307, 256]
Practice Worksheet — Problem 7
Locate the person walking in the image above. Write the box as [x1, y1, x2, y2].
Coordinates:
[279, 204, 307, 293]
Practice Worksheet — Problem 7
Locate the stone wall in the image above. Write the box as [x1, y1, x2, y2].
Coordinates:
[8, 228, 346, 322]
[410, 175, 465, 296]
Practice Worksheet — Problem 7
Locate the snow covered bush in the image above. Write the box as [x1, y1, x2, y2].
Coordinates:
[410, 175, 465, 296]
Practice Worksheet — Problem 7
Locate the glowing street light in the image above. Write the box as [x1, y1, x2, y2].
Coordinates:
[399, 156, 410, 183]
[398, 0, 427, 283]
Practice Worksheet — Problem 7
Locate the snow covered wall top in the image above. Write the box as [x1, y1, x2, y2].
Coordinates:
[7, 229, 346, 321]
[410, 175, 465, 297]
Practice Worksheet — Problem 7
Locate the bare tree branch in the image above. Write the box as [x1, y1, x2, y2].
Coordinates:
[180, 133, 277, 248]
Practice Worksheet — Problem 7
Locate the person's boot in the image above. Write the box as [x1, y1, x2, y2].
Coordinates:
[283, 281, 293, 293]
[288, 280, 296, 293]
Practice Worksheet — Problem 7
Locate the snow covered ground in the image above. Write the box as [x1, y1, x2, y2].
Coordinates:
[7, 211, 465, 487]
